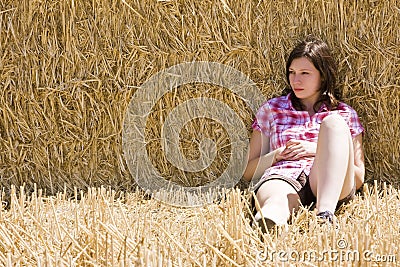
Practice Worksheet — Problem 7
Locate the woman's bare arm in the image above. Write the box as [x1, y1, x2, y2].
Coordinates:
[243, 130, 283, 182]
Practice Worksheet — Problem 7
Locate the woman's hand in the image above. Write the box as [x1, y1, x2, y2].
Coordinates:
[276, 139, 317, 161]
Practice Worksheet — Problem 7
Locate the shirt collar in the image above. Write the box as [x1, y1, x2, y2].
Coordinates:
[286, 93, 295, 110]
[287, 93, 330, 112]
[318, 102, 329, 112]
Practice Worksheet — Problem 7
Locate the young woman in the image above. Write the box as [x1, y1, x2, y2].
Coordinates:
[243, 36, 365, 230]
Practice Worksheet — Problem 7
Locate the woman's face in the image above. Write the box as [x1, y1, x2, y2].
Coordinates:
[288, 57, 322, 105]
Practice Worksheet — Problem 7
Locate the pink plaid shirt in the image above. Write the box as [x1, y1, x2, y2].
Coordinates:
[252, 93, 364, 181]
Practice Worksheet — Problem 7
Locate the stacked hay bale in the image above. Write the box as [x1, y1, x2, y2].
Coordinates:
[0, 0, 399, 195]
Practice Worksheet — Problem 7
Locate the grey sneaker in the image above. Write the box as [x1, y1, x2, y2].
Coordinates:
[316, 211, 340, 231]
[316, 211, 334, 224]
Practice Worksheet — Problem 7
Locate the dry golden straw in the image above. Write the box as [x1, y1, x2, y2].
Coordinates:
[0, 0, 399, 265]
[0, 0, 399, 194]
[0, 183, 399, 265]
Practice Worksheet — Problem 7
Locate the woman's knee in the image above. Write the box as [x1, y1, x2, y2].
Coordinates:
[256, 180, 296, 203]
[256, 180, 300, 211]
[320, 114, 349, 133]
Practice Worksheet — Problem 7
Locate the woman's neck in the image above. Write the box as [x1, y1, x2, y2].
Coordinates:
[301, 99, 322, 116]
[302, 100, 314, 112]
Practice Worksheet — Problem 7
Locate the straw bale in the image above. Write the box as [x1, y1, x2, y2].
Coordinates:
[0, 0, 399, 195]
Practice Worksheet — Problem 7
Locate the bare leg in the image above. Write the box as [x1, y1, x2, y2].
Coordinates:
[309, 114, 355, 213]
[255, 179, 300, 225]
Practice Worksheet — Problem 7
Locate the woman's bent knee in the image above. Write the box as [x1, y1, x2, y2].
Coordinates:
[256, 179, 300, 213]
[320, 114, 349, 133]
[256, 179, 297, 202]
